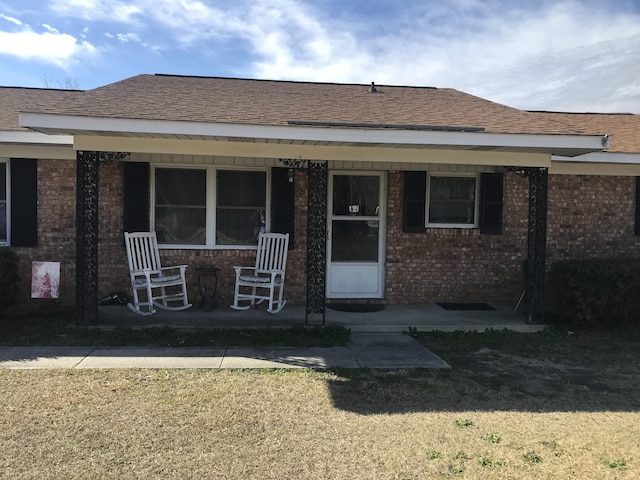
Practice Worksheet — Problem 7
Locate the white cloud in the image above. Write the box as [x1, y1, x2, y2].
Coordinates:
[239, 0, 640, 112]
[42, 23, 59, 33]
[49, 0, 142, 23]
[0, 13, 22, 25]
[116, 32, 141, 43]
[0, 29, 97, 68]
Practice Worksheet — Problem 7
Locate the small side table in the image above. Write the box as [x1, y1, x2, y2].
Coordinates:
[196, 264, 220, 311]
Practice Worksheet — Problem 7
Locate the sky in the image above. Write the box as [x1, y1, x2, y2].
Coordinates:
[1, 0, 640, 113]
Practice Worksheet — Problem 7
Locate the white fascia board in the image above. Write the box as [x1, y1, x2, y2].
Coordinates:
[20, 112, 607, 151]
[0, 130, 72, 145]
[553, 152, 640, 165]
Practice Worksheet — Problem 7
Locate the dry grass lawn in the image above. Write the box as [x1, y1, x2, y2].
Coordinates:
[1, 354, 638, 480]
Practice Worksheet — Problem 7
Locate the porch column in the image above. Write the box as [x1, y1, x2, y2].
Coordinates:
[525, 167, 549, 324]
[75, 151, 100, 324]
[75, 150, 128, 325]
[305, 161, 328, 324]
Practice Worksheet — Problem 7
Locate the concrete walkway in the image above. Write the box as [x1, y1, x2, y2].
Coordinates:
[0, 333, 450, 370]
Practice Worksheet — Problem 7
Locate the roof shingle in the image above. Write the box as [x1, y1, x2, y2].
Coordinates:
[3, 74, 639, 153]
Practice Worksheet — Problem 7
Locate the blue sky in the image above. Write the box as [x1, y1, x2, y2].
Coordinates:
[1, 0, 640, 112]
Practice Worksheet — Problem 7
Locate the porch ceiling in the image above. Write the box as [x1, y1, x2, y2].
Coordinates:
[19, 113, 608, 158]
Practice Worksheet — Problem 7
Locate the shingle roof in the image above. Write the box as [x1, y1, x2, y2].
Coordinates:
[4, 74, 639, 153]
[529, 111, 640, 154]
[0, 86, 82, 131]
[18, 74, 590, 136]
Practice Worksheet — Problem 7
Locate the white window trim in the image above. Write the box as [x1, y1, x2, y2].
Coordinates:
[425, 173, 479, 229]
[151, 164, 271, 249]
[0, 159, 9, 246]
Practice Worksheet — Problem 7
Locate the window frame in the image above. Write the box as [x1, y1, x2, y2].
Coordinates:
[425, 173, 480, 229]
[0, 159, 9, 246]
[151, 165, 271, 249]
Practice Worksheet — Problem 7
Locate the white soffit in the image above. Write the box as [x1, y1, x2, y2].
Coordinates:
[19, 112, 608, 156]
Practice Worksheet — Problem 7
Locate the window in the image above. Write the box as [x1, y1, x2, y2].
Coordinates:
[426, 174, 479, 227]
[217, 170, 267, 245]
[153, 166, 268, 247]
[155, 168, 207, 245]
[0, 160, 7, 244]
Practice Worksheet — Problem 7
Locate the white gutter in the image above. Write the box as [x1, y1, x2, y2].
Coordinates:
[552, 152, 640, 164]
[0, 130, 73, 145]
[19, 112, 608, 153]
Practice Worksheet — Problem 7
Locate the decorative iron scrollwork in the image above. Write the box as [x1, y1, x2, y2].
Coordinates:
[279, 158, 309, 170]
[508, 167, 549, 323]
[525, 167, 548, 324]
[75, 150, 129, 325]
[98, 151, 130, 163]
[76, 151, 99, 324]
[305, 160, 328, 324]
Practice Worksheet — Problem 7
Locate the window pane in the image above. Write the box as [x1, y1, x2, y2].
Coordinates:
[0, 163, 6, 200]
[155, 168, 206, 244]
[331, 220, 379, 261]
[333, 175, 379, 216]
[218, 171, 266, 207]
[216, 170, 266, 245]
[0, 163, 6, 241]
[429, 177, 476, 224]
[0, 203, 5, 242]
[156, 168, 206, 206]
[217, 208, 265, 245]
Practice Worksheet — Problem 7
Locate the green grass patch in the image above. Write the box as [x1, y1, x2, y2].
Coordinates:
[483, 433, 502, 444]
[455, 419, 474, 428]
[0, 304, 350, 347]
[601, 457, 626, 470]
[523, 451, 543, 464]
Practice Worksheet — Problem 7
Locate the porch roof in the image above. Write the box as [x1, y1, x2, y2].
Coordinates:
[15, 74, 609, 158]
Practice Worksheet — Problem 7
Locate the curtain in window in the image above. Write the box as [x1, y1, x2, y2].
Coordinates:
[216, 170, 266, 245]
[155, 168, 206, 244]
[429, 176, 476, 224]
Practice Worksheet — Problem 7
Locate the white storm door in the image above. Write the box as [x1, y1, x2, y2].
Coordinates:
[326, 172, 386, 298]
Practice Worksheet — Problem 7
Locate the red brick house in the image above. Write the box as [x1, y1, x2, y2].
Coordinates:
[1, 75, 639, 323]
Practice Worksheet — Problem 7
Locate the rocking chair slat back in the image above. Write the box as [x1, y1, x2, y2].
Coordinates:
[256, 233, 288, 273]
[127, 233, 161, 273]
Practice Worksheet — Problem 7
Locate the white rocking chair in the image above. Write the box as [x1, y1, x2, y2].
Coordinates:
[231, 233, 289, 314]
[124, 231, 192, 316]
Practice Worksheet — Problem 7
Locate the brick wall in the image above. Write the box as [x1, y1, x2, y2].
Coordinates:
[385, 171, 529, 304]
[13, 159, 76, 306]
[546, 175, 640, 264]
[13, 161, 640, 308]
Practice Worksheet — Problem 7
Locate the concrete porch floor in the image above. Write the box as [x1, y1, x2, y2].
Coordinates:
[95, 303, 544, 333]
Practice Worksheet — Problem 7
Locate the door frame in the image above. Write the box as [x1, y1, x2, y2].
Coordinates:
[326, 170, 387, 299]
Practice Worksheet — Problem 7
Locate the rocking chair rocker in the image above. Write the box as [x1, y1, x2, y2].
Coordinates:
[124, 231, 192, 316]
[231, 233, 289, 314]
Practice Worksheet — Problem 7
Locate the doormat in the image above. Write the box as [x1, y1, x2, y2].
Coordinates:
[438, 303, 496, 311]
[326, 303, 385, 313]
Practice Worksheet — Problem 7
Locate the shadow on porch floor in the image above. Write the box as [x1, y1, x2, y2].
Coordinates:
[94, 303, 544, 333]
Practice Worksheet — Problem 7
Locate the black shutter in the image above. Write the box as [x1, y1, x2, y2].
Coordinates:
[403, 171, 426, 233]
[10, 158, 38, 247]
[123, 162, 150, 233]
[271, 167, 295, 248]
[635, 177, 640, 236]
[480, 173, 503, 234]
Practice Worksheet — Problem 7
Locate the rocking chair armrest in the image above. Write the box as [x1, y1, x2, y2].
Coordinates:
[158, 265, 188, 273]
[233, 266, 256, 276]
[131, 268, 153, 279]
